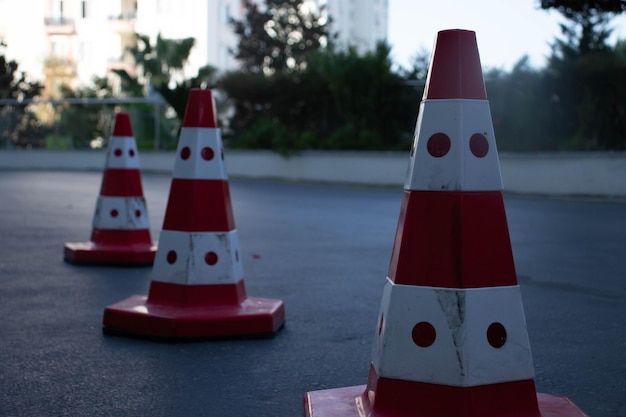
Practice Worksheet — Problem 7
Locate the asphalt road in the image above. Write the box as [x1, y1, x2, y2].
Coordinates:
[0, 171, 624, 417]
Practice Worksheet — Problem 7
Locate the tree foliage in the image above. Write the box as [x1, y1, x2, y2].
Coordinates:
[107, 33, 219, 148]
[537, 0, 626, 149]
[220, 42, 420, 154]
[112, 33, 217, 121]
[229, 0, 332, 74]
[0, 41, 47, 148]
[55, 77, 116, 148]
[541, 0, 626, 54]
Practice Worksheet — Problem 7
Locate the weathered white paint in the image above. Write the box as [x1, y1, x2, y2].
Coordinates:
[172, 128, 228, 180]
[371, 278, 535, 387]
[152, 230, 244, 286]
[1, 149, 625, 198]
[92, 196, 150, 230]
[405, 100, 503, 191]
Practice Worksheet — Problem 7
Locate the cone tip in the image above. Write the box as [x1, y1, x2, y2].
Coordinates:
[112, 113, 133, 137]
[182, 89, 218, 128]
[423, 29, 487, 100]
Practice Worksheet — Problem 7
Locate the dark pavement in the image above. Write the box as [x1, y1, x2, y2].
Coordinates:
[0, 171, 624, 417]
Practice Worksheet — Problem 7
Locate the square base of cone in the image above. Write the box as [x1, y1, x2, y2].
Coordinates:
[103, 294, 285, 340]
[304, 386, 589, 417]
[64, 242, 157, 266]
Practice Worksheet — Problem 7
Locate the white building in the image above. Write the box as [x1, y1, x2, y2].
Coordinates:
[0, 0, 388, 96]
[321, 0, 388, 54]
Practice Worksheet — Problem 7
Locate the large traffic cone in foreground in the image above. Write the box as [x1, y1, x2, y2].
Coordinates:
[102, 89, 285, 340]
[303, 29, 588, 417]
[64, 113, 157, 265]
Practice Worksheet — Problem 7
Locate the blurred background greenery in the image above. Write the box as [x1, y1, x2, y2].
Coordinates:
[1, 0, 625, 154]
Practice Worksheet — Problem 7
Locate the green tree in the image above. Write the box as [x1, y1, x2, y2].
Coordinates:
[55, 76, 116, 149]
[541, 0, 626, 54]
[111, 33, 219, 148]
[309, 42, 418, 150]
[0, 40, 46, 148]
[486, 57, 560, 151]
[220, 43, 420, 153]
[113, 33, 218, 121]
[229, 0, 332, 74]
[540, 0, 626, 149]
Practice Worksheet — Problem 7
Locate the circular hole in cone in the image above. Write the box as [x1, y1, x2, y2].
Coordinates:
[180, 146, 191, 160]
[201, 147, 215, 161]
[134, 209, 141, 218]
[114, 148, 122, 157]
[427, 133, 451, 157]
[412, 321, 436, 347]
[166, 250, 177, 264]
[470, 133, 489, 158]
[487, 322, 507, 348]
[205, 251, 218, 265]
[129, 149, 135, 157]
[110, 209, 119, 217]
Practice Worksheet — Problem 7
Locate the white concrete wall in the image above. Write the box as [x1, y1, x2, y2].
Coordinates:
[1, 149, 625, 199]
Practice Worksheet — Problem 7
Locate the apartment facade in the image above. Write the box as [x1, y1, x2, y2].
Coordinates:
[0, 0, 387, 96]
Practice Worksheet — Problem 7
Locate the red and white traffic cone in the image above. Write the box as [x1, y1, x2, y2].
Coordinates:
[102, 89, 285, 340]
[303, 29, 588, 417]
[64, 112, 157, 265]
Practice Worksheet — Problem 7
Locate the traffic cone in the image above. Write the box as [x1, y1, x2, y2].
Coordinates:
[303, 29, 588, 417]
[64, 112, 157, 265]
[102, 89, 285, 340]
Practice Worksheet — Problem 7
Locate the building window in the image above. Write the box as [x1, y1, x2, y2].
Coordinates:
[81, 0, 93, 18]
[52, 0, 64, 18]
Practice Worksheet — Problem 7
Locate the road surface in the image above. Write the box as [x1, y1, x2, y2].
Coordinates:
[0, 171, 624, 417]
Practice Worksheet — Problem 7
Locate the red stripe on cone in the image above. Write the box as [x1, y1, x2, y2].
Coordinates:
[182, 89, 218, 128]
[162, 179, 235, 232]
[362, 364, 540, 417]
[388, 190, 517, 288]
[112, 112, 133, 136]
[148, 280, 247, 306]
[100, 169, 144, 197]
[423, 29, 487, 100]
[90, 229, 153, 247]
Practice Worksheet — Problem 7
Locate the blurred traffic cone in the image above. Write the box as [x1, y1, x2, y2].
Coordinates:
[303, 29, 588, 417]
[102, 89, 285, 340]
[64, 113, 157, 265]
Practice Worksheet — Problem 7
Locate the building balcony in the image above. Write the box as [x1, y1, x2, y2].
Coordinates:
[44, 17, 76, 35]
[43, 57, 77, 77]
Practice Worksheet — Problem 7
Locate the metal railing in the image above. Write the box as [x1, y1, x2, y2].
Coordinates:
[0, 97, 170, 150]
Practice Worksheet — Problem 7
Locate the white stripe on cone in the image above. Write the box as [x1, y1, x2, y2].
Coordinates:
[151, 230, 244, 285]
[371, 277, 535, 387]
[105, 136, 141, 169]
[405, 99, 503, 191]
[92, 196, 150, 230]
[172, 127, 227, 180]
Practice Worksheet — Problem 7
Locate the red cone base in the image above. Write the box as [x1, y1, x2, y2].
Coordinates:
[103, 296, 285, 340]
[103, 287, 285, 340]
[64, 230, 156, 265]
[304, 386, 589, 417]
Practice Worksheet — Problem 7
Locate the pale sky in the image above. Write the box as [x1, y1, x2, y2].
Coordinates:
[387, 0, 626, 71]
